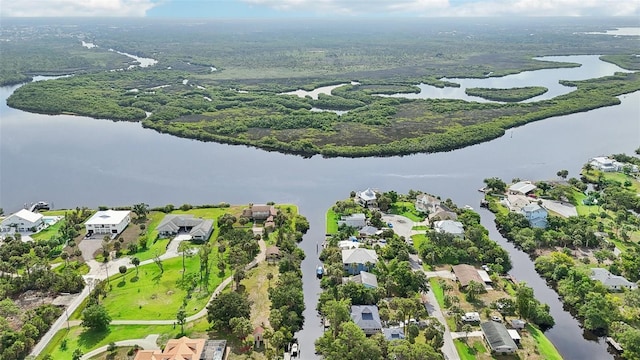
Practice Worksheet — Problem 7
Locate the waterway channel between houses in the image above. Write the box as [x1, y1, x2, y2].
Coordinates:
[1, 55, 639, 359]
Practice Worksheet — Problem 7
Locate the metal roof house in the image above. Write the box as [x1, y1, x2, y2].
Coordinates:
[351, 305, 382, 335]
[342, 271, 379, 289]
[342, 248, 378, 275]
[509, 181, 537, 195]
[590, 268, 638, 291]
[433, 220, 465, 238]
[480, 321, 518, 354]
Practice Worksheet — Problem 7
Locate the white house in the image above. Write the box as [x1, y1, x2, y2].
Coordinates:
[337, 213, 366, 229]
[590, 268, 638, 291]
[85, 210, 131, 237]
[1, 209, 44, 232]
[589, 156, 638, 173]
[433, 220, 465, 238]
[508, 181, 537, 195]
[355, 188, 378, 208]
[521, 203, 548, 228]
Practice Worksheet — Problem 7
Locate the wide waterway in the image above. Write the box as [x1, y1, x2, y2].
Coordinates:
[1, 55, 639, 359]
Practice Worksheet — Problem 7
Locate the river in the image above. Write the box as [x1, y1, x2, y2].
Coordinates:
[1, 55, 639, 359]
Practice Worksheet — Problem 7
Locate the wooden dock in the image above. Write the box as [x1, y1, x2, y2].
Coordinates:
[606, 337, 623, 352]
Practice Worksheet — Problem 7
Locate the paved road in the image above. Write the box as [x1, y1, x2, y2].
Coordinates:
[423, 287, 460, 360]
[80, 334, 160, 360]
[30, 237, 266, 358]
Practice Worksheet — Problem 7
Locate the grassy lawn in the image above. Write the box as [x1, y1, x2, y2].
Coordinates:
[240, 262, 279, 328]
[39, 325, 177, 360]
[31, 220, 64, 241]
[389, 201, 423, 222]
[454, 339, 487, 360]
[54, 261, 90, 275]
[42, 210, 72, 216]
[412, 225, 429, 231]
[429, 278, 445, 308]
[101, 248, 226, 320]
[527, 324, 563, 360]
[326, 208, 339, 234]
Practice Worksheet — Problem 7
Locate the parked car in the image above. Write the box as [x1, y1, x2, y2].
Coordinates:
[491, 315, 502, 322]
[387, 222, 394, 228]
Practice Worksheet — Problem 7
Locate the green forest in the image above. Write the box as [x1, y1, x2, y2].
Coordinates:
[2, 17, 639, 157]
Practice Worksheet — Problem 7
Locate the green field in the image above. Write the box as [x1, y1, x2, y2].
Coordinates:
[326, 208, 340, 234]
[527, 324, 563, 360]
[454, 339, 487, 360]
[101, 249, 225, 320]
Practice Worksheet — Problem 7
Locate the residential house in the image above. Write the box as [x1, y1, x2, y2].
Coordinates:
[521, 203, 548, 229]
[1, 209, 44, 232]
[351, 305, 382, 335]
[266, 246, 281, 263]
[433, 220, 465, 238]
[156, 214, 214, 241]
[342, 248, 378, 275]
[84, 210, 131, 237]
[359, 225, 381, 237]
[134, 336, 227, 360]
[243, 205, 277, 221]
[355, 188, 378, 208]
[342, 271, 378, 289]
[337, 213, 367, 229]
[588, 156, 638, 172]
[427, 205, 458, 222]
[480, 321, 518, 354]
[452, 264, 485, 288]
[415, 194, 440, 214]
[508, 181, 537, 195]
[590, 268, 638, 291]
[383, 328, 405, 340]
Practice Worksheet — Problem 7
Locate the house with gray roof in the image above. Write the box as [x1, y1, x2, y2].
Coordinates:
[342, 248, 378, 275]
[359, 225, 381, 237]
[342, 271, 378, 289]
[156, 214, 213, 242]
[351, 305, 382, 335]
[480, 321, 518, 354]
[433, 220, 465, 238]
[590, 268, 638, 291]
[383, 328, 405, 340]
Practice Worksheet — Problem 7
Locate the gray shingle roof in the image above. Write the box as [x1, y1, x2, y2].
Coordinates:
[342, 248, 378, 265]
[351, 305, 382, 333]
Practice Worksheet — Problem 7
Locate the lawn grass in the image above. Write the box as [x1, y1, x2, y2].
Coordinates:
[101, 248, 225, 320]
[454, 339, 487, 360]
[430, 278, 445, 308]
[527, 324, 563, 360]
[31, 220, 64, 241]
[389, 201, 423, 222]
[412, 225, 429, 231]
[42, 210, 71, 216]
[39, 325, 177, 360]
[326, 208, 339, 234]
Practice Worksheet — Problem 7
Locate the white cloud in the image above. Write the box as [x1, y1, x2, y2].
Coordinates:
[1, 0, 159, 17]
[242, 0, 640, 17]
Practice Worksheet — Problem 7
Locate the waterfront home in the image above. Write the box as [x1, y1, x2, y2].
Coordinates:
[156, 214, 214, 241]
[342, 271, 378, 289]
[415, 193, 440, 213]
[355, 188, 378, 208]
[520, 203, 548, 228]
[427, 205, 458, 222]
[242, 204, 277, 220]
[508, 181, 537, 195]
[84, 210, 131, 237]
[1, 209, 44, 233]
[589, 156, 637, 173]
[342, 248, 378, 275]
[480, 321, 518, 354]
[337, 213, 367, 229]
[433, 220, 465, 238]
[590, 268, 638, 291]
[351, 305, 382, 335]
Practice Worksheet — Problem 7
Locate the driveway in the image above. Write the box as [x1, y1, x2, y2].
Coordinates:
[81, 334, 160, 360]
[78, 238, 103, 261]
[381, 214, 415, 241]
[540, 199, 578, 218]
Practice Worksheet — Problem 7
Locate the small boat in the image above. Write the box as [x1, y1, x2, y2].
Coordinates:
[316, 266, 324, 278]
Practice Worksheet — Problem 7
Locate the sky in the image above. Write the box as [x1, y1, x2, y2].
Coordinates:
[1, 0, 639, 18]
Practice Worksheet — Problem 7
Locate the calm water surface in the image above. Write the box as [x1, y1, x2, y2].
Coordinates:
[1, 56, 639, 359]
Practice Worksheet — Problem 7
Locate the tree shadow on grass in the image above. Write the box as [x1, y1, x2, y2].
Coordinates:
[153, 273, 163, 285]
[77, 327, 111, 349]
[130, 275, 139, 283]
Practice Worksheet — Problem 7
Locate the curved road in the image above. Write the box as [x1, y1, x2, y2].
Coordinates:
[30, 238, 266, 358]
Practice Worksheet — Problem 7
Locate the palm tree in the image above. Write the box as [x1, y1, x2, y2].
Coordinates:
[461, 324, 473, 345]
[132, 203, 149, 220]
[131, 257, 140, 277]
